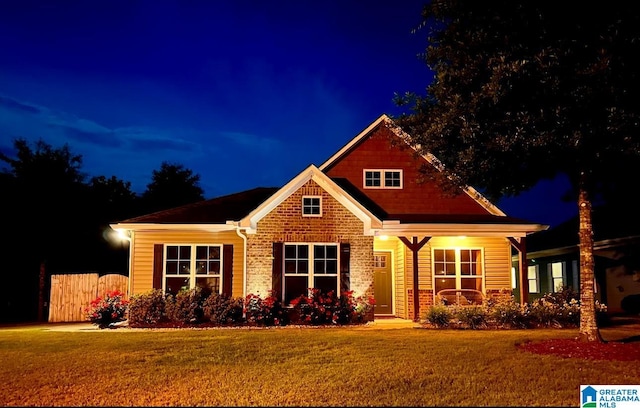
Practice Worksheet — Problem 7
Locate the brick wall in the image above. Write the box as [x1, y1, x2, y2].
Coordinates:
[406, 289, 435, 320]
[246, 179, 374, 299]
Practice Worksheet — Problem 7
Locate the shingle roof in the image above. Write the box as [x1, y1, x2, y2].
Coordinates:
[119, 187, 280, 224]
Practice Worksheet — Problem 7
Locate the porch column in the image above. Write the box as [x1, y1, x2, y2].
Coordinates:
[508, 237, 529, 305]
[399, 236, 431, 321]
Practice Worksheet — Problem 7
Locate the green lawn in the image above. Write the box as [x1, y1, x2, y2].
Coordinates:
[0, 325, 637, 407]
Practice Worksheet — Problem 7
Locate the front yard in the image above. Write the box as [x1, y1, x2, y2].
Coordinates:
[0, 324, 638, 406]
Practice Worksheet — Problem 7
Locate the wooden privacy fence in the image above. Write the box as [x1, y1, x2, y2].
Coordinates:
[48, 273, 129, 323]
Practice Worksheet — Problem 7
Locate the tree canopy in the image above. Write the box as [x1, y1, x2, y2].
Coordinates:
[142, 161, 205, 213]
[0, 138, 206, 322]
[394, 0, 640, 342]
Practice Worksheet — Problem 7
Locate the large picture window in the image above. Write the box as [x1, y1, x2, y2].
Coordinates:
[433, 248, 484, 296]
[283, 243, 338, 304]
[165, 244, 222, 294]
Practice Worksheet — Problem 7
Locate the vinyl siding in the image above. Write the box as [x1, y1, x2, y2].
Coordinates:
[130, 230, 245, 297]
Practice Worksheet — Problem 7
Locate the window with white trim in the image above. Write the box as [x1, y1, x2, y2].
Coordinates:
[363, 169, 403, 189]
[283, 243, 338, 304]
[164, 244, 222, 294]
[433, 248, 484, 295]
[550, 261, 565, 292]
[302, 196, 321, 217]
[528, 265, 539, 293]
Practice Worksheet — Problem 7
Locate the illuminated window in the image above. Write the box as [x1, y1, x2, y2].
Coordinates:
[550, 262, 565, 292]
[164, 244, 222, 294]
[302, 196, 321, 217]
[283, 243, 338, 304]
[528, 265, 539, 293]
[363, 169, 403, 189]
[433, 248, 484, 295]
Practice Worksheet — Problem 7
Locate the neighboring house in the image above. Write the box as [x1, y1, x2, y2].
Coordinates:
[511, 203, 640, 314]
[110, 114, 547, 321]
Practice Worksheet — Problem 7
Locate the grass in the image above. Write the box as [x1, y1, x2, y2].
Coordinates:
[0, 324, 637, 407]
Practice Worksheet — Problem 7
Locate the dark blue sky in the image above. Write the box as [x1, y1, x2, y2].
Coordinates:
[0, 0, 576, 226]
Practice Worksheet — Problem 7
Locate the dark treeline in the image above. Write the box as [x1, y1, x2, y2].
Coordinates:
[0, 138, 205, 322]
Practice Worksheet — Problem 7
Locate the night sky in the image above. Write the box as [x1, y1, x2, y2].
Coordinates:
[0, 0, 576, 227]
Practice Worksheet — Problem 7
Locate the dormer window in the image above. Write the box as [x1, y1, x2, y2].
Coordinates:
[363, 169, 403, 189]
[302, 196, 322, 217]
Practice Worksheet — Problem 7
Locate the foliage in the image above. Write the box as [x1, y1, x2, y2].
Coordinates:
[422, 289, 609, 330]
[84, 290, 129, 329]
[165, 287, 211, 324]
[243, 292, 288, 326]
[142, 161, 204, 212]
[127, 289, 169, 327]
[202, 293, 245, 325]
[452, 304, 488, 329]
[394, 0, 640, 341]
[485, 293, 527, 329]
[422, 304, 453, 328]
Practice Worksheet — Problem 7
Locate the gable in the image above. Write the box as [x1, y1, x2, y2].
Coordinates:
[238, 164, 382, 233]
[320, 114, 504, 217]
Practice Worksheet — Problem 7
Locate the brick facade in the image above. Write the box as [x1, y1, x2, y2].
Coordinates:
[246, 179, 374, 300]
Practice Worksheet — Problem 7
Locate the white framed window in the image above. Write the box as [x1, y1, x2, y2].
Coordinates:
[164, 244, 222, 294]
[302, 196, 322, 217]
[550, 261, 566, 292]
[528, 265, 539, 293]
[283, 243, 338, 304]
[363, 169, 403, 189]
[432, 248, 484, 295]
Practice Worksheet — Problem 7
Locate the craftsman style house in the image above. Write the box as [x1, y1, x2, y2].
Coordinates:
[110, 114, 547, 320]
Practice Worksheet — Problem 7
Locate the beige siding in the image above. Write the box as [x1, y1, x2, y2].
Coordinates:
[130, 230, 245, 297]
[394, 238, 406, 318]
[428, 236, 512, 291]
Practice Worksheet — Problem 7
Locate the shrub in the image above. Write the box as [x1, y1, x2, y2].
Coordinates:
[423, 304, 453, 328]
[290, 289, 342, 325]
[84, 290, 129, 329]
[165, 287, 210, 324]
[127, 289, 168, 327]
[202, 293, 245, 325]
[244, 291, 287, 326]
[486, 294, 527, 329]
[453, 304, 488, 329]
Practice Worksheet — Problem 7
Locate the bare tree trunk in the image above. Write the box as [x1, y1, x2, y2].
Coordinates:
[577, 183, 603, 343]
[38, 261, 45, 322]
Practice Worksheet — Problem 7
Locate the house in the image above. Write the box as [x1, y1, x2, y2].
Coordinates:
[110, 114, 547, 321]
[512, 203, 640, 314]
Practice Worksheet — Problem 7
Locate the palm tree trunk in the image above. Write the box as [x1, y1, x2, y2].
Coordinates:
[577, 183, 603, 343]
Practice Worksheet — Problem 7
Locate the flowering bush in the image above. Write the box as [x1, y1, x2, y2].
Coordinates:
[85, 290, 129, 329]
[289, 289, 376, 325]
[244, 291, 287, 326]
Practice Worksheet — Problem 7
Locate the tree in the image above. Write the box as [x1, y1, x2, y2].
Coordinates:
[0, 138, 89, 321]
[142, 161, 204, 212]
[393, 1, 640, 342]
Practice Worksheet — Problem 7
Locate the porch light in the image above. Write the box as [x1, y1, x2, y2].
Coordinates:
[378, 235, 389, 241]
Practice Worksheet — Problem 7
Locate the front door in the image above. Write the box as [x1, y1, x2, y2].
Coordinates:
[373, 252, 392, 315]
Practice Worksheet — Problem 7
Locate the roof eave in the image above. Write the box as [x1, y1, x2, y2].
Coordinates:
[376, 221, 548, 238]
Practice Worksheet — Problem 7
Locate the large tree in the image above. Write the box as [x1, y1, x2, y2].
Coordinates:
[142, 161, 205, 213]
[394, 1, 640, 342]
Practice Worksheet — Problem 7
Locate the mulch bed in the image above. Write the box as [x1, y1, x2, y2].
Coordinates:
[518, 338, 640, 361]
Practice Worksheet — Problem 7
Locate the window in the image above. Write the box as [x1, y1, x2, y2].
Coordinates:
[550, 262, 565, 292]
[363, 169, 403, 189]
[528, 265, 539, 293]
[302, 196, 321, 217]
[384, 171, 401, 187]
[283, 243, 338, 304]
[433, 248, 483, 295]
[165, 244, 222, 294]
[364, 171, 381, 187]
